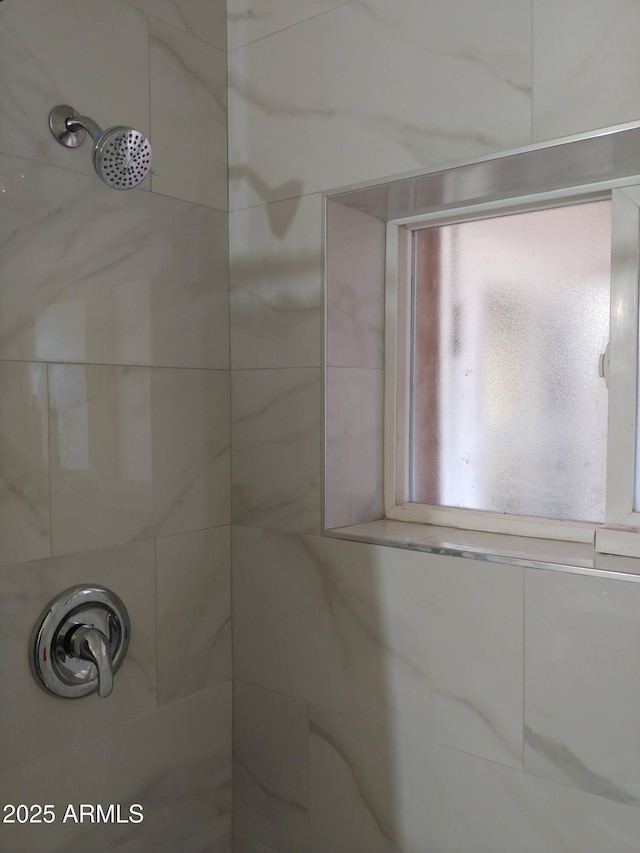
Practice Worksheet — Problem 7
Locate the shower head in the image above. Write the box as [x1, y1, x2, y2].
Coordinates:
[92, 126, 152, 190]
[49, 105, 154, 190]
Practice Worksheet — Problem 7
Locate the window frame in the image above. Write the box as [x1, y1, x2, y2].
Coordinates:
[384, 183, 640, 552]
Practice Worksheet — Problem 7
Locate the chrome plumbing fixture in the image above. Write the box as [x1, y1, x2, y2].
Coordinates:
[48, 104, 156, 189]
[30, 585, 130, 699]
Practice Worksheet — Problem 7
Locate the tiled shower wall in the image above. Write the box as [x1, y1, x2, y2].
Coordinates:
[229, 2, 640, 852]
[3, 2, 640, 852]
[0, 2, 231, 851]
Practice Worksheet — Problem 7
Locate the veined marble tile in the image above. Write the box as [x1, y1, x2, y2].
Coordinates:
[124, 0, 227, 50]
[50, 365, 230, 555]
[309, 705, 640, 853]
[533, 0, 640, 142]
[234, 682, 309, 853]
[0, 0, 150, 180]
[325, 367, 384, 530]
[228, 0, 349, 50]
[0, 684, 231, 853]
[157, 527, 231, 706]
[0, 541, 156, 774]
[228, 0, 532, 209]
[232, 368, 321, 533]
[0, 154, 229, 368]
[0, 361, 50, 566]
[525, 567, 640, 805]
[234, 835, 281, 853]
[151, 19, 227, 210]
[309, 706, 398, 853]
[230, 195, 322, 369]
[326, 201, 385, 369]
[233, 526, 523, 768]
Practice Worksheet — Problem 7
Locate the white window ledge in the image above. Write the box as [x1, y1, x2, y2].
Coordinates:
[323, 520, 640, 582]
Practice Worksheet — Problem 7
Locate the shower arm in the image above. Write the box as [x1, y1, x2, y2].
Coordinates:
[65, 114, 103, 140]
[49, 104, 158, 186]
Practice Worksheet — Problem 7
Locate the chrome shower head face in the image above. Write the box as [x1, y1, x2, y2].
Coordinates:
[93, 126, 152, 190]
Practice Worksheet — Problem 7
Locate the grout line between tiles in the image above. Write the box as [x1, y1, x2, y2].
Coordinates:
[0, 358, 229, 372]
[236, 676, 521, 775]
[148, 9, 152, 196]
[119, 0, 227, 52]
[226, 33, 230, 214]
[0, 150, 227, 213]
[227, 0, 354, 53]
[522, 566, 527, 771]
[0, 524, 231, 572]
[228, 186, 324, 216]
[306, 697, 312, 821]
[0, 681, 234, 780]
[307, 690, 640, 809]
[531, 0, 535, 144]
[154, 535, 159, 710]
[45, 363, 53, 560]
[233, 832, 281, 853]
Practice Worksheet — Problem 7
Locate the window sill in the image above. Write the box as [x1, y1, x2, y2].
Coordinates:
[323, 520, 640, 581]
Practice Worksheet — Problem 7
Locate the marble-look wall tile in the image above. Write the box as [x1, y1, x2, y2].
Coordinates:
[233, 526, 523, 768]
[0, 541, 156, 774]
[0, 154, 229, 369]
[326, 201, 385, 369]
[151, 19, 227, 210]
[0, 361, 50, 566]
[533, 0, 640, 142]
[310, 705, 411, 853]
[230, 195, 322, 369]
[228, 0, 349, 50]
[0, 684, 231, 853]
[0, 0, 150, 179]
[0, 1, 231, 849]
[525, 567, 640, 805]
[50, 365, 230, 555]
[228, 0, 532, 209]
[232, 368, 321, 533]
[124, 0, 227, 50]
[157, 527, 231, 706]
[234, 682, 309, 853]
[325, 367, 384, 530]
[309, 704, 640, 853]
[234, 835, 281, 853]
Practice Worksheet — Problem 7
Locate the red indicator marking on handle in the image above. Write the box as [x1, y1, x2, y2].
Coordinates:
[43, 647, 47, 662]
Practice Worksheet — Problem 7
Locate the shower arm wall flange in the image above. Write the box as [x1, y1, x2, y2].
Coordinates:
[48, 105, 102, 149]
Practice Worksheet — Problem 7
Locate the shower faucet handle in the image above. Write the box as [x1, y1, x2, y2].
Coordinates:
[68, 625, 114, 698]
[30, 585, 130, 700]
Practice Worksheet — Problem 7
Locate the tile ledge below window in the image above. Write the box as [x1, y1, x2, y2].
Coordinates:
[323, 520, 640, 581]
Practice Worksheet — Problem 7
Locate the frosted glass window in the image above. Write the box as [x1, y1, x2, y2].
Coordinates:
[410, 200, 611, 523]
